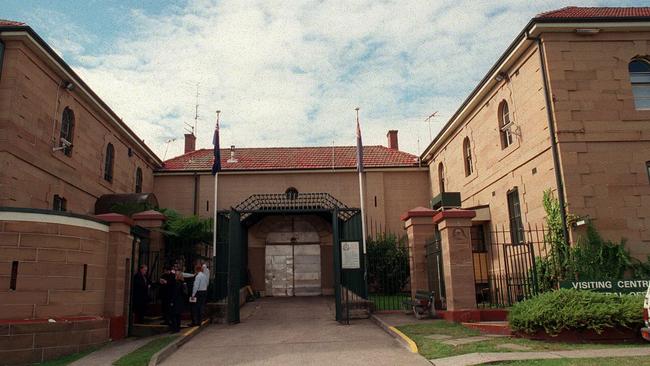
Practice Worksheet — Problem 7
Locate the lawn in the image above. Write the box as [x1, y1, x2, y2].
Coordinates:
[396, 320, 647, 360]
[369, 293, 409, 311]
[113, 335, 178, 366]
[37, 347, 99, 366]
[495, 357, 650, 365]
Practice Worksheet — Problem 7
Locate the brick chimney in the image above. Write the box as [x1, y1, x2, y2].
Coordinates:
[184, 133, 196, 154]
[387, 130, 398, 150]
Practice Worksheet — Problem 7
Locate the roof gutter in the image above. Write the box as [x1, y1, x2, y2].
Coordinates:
[0, 26, 163, 167]
[525, 30, 570, 247]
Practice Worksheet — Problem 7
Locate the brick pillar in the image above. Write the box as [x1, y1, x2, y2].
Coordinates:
[432, 209, 477, 320]
[401, 207, 436, 298]
[132, 210, 167, 253]
[95, 213, 135, 340]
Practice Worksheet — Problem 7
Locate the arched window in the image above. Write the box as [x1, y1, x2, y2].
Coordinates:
[104, 143, 114, 182]
[463, 137, 473, 176]
[498, 100, 513, 149]
[438, 162, 445, 193]
[135, 167, 143, 193]
[630, 58, 650, 110]
[285, 187, 298, 200]
[60, 107, 75, 156]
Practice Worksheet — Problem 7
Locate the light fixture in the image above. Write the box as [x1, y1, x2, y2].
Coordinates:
[494, 71, 509, 82]
[62, 81, 75, 91]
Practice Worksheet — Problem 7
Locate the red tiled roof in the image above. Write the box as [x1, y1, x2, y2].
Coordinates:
[160, 146, 420, 172]
[0, 19, 26, 26]
[536, 7, 650, 19]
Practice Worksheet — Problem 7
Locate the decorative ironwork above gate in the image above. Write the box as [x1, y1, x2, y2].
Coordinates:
[233, 192, 356, 220]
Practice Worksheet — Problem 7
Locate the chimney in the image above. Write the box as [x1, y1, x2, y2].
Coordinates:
[184, 133, 196, 154]
[387, 130, 398, 150]
[227, 145, 238, 163]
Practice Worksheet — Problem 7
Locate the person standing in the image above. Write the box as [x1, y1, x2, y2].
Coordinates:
[169, 271, 187, 333]
[190, 264, 208, 326]
[159, 265, 175, 325]
[132, 264, 150, 324]
[202, 262, 210, 281]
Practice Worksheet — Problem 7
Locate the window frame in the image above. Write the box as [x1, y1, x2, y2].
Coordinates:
[53, 194, 67, 212]
[629, 58, 650, 110]
[463, 137, 473, 176]
[135, 167, 143, 193]
[104, 143, 115, 182]
[498, 100, 514, 149]
[506, 188, 524, 245]
[60, 107, 75, 156]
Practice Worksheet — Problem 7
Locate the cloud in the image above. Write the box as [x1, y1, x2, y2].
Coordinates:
[39, 0, 641, 159]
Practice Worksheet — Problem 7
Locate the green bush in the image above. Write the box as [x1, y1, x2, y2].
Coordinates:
[508, 289, 643, 335]
[367, 234, 409, 294]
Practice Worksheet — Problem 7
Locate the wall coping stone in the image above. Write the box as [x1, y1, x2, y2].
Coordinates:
[401, 206, 436, 221]
[132, 210, 166, 221]
[432, 209, 476, 224]
[0, 207, 109, 232]
[0, 206, 108, 225]
[94, 213, 135, 226]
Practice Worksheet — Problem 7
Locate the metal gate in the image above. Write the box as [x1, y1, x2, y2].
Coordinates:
[215, 193, 367, 324]
[425, 228, 446, 310]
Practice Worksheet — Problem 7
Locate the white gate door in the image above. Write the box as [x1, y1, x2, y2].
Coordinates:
[265, 244, 321, 296]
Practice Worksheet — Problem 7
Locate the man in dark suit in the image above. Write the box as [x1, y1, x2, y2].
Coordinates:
[133, 264, 150, 324]
[159, 265, 175, 325]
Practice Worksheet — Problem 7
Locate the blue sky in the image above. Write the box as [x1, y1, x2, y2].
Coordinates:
[3, 0, 648, 159]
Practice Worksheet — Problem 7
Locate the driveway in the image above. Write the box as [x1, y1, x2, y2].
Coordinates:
[162, 296, 430, 366]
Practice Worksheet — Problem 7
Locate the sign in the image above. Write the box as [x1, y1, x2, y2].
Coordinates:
[559, 279, 650, 296]
[341, 241, 360, 269]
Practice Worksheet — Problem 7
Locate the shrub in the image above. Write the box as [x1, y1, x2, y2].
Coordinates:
[367, 234, 409, 294]
[509, 289, 643, 335]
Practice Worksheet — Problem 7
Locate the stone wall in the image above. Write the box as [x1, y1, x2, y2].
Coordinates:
[154, 169, 430, 236]
[0, 38, 158, 215]
[425, 43, 556, 229]
[544, 31, 650, 257]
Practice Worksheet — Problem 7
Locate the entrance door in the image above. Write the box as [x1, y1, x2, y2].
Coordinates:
[265, 244, 321, 297]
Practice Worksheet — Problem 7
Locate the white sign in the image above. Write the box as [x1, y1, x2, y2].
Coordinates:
[341, 241, 360, 269]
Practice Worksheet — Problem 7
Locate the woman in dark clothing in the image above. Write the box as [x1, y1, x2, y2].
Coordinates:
[169, 271, 187, 333]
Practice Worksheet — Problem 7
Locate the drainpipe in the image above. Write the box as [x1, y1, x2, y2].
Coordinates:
[526, 31, 570, 246]
[193, 173, 199, 215]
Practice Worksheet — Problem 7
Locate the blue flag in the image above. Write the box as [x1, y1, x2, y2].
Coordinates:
[356, 113, 364, 173]
[211, 118, 221, 175]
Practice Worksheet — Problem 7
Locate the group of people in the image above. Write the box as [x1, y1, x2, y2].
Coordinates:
[132, 261, 210, 333]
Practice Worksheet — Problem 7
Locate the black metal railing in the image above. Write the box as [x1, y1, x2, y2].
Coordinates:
[367, 234, 411, 311]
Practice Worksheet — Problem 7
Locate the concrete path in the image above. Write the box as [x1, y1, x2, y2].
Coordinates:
[70, 334, 165, 366]
[161, 296, 431, 366]
[430, 347, 650, 366]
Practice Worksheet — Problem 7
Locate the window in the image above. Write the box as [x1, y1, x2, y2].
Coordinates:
[630, 59, 650, 110]
[104, 143, 114, 182]
[285, 187, 298, 200]
[135, 167, 143, 193]
[507, 188, 524, 244]
[498, 100, 514, 149]
[53, 194, 67, 212]
[60, 107, 75, 156]
[463, 137, 473, 176]
[438, 163, 445, 193]
[646, 161, 650, 184]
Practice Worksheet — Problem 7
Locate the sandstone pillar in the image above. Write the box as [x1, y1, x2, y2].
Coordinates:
[432, 209, 477, 318]
[401, 207, 436, 298]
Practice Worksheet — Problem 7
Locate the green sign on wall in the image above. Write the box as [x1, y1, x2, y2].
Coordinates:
[560, 279, 650, 296]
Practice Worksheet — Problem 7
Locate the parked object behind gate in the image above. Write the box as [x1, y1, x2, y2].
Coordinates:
[403, 290, 435, 319]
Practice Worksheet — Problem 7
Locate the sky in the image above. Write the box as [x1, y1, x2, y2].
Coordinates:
[3, 0, 648, 160]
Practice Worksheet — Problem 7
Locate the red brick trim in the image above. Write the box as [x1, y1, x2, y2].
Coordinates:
[132, 210, 166, 221]
[94, 213, 134, 226]
[432, 209, 476, 224]
[400, 206, 436, 221]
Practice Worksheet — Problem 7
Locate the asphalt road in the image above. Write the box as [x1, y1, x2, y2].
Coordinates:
[162, 296, 431, 366]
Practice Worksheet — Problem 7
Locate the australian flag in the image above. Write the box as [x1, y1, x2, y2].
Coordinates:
[356, 112, 364, 173]
[211, 117, 221, 175]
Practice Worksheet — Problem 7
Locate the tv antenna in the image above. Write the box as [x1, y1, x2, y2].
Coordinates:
[184, 83, 200, 135]
[425, 111, 438, 141]
[163, 138, 177, 160]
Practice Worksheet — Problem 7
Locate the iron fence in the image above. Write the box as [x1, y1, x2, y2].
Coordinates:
[475, 224, 554, 308]
[367, 234, 411, 311]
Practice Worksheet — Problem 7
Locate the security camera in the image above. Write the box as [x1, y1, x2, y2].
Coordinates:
[63, 81, 75, 91]
[52, 137, 73, 152]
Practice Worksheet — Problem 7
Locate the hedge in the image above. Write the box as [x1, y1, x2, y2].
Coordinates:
[508, 289, 644, 335]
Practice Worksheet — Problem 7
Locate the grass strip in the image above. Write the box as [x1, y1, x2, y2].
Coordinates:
[38, 346, 99, 366]
[113, 336, 178, 366]
[494, 356, 649, 365]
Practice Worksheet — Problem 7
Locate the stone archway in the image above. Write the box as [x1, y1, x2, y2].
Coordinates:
[247, 215, 333, 297]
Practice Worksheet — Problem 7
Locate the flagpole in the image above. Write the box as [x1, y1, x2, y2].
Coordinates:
[355, 108, 368, 254]
[212, 110, 221, 260]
